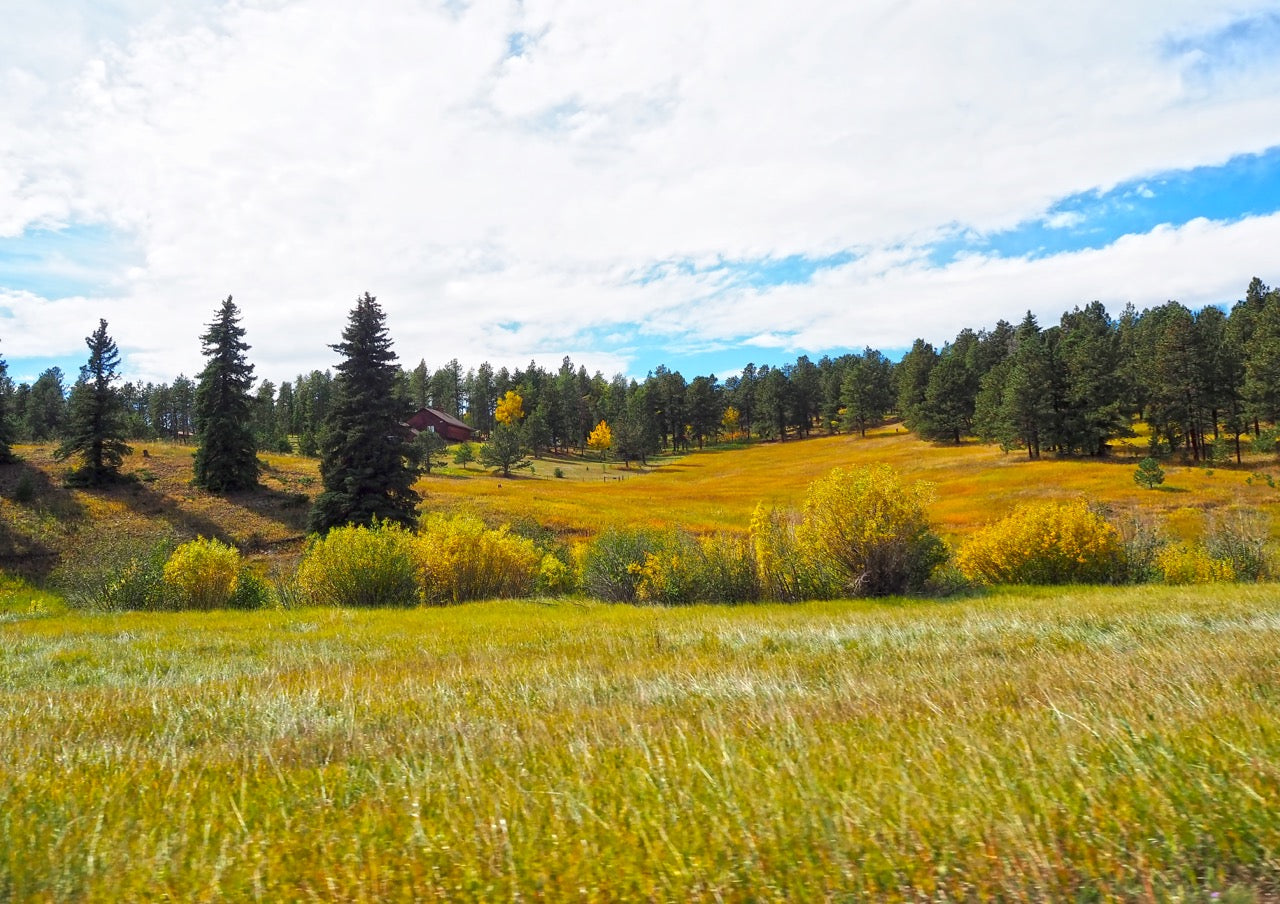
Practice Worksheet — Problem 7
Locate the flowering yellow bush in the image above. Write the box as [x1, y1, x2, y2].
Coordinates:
[796, 465, 946, 596]
[296, 522, 418, 607]
[956, 500, 1122, 585]
[162, 537, 240, 610]
[1155, 544, 1236, 585]
[414, 513, 541, 603]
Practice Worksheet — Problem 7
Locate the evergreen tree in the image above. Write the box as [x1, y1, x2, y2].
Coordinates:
[0, 344, 16, 463]
[840, 349, 895, 437]
[309, 293, 419, 533]
[193, 296, 260, 492]
[1056, 302, 1130, 455]
[25, 367, 66, 441]
[895, 339, 937, 430]
[479, 422, 531, 477]
[55, 319, 132, 483]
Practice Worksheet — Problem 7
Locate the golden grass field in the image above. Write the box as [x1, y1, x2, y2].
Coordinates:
[4, 432, 1280, 899]
[4, 426, 1280, 583]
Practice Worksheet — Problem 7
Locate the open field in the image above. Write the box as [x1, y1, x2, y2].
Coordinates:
[417, 428, 1280, 542]
[9, 425, 1279, 582]
[2, 588, 1278, 900]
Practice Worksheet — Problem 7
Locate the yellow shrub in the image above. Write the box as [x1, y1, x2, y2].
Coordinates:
[956, 500, 1122, 585]
[537, 554, 574, 595]
[162, 537, 240, 610]
[796, 465, 946, 596]
[295, 522, 418, 607]
[414, 513, 541, 603]
[750, 503, 831, 601]
[1155, 544, 1236, 585]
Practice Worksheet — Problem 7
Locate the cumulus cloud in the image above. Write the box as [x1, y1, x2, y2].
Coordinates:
[3, 0, 1280, 383]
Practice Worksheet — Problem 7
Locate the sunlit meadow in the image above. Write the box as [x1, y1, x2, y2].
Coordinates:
[2, 589, 1279, 900]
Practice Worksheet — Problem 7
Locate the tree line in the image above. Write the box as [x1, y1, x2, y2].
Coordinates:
[2, 277, 1279, 518]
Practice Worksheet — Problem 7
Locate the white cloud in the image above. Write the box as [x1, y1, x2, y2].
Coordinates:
[3, 0, 1280, 383]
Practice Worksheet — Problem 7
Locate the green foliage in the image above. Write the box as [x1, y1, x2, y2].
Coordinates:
[309, 293, 420, 533]
[634, 530, 761, 605]
[228, 566, 274, 610]
[409, 429, 448, 475]
[54, 319, 133, 484]
[577, 528, 668, 602]
[414, 513, 542, 603]
[54, 535, 175, 612]
[452, 441, 475, 468]
[796, 464, 946, 596]
[162, 537, 241, 610]
[957, 500, 1124, 585]
[479, 422, 531, 477]
[0, 346, 16, 464]
[296, 521, 418, 607]
[1134, 456, 1165, 489]
[193, 296, 260, 493]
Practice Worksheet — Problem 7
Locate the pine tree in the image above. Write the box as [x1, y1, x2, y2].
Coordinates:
[55, 319, 132, 483]
[0, 344, 16, 463]
[309, 293, 419, 533]
[193, 296, 260, 492]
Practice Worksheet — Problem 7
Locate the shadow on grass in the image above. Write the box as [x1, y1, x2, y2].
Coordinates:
[0, 461, 86, 581]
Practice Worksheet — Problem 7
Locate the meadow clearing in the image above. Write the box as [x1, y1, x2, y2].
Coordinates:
[2, 589, 1279, 900]
[3, 433, 1280, 899]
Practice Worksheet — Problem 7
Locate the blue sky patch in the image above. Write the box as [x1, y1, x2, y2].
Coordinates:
[929, 145, 1280, 265]
[0, 223, 139, 300]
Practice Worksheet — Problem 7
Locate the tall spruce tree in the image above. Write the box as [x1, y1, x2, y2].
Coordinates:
[55, 319, 132, 483]
[193, 296, 260, 492]
[309, 293, 419, 533]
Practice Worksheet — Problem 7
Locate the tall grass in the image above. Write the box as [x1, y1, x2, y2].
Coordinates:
[2, 589, 1279, 899]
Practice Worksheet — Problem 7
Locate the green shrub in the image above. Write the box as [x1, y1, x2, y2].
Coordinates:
[1204, 510, 1271, 581]
[295, 522, 418, 607]
[795, 465, 946, 596]
[635, 531, 761, 605]
[957, 500, 1123, 585]
[414, 513, 542, 603]
[229, 566, 275, 610]
[54, 535, 175, 612]
[1134, 457, 1165, 489]
[163, 537, 241, 610]
[578, 528, 668, 602]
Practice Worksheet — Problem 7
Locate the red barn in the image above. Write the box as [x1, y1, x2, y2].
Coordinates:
[403, 408, 473, 443]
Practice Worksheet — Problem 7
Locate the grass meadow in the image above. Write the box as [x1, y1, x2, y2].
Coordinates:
[3, 588, 1279, 900]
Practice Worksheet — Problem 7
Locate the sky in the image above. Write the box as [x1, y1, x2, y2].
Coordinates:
[3, 1, 1280, 388]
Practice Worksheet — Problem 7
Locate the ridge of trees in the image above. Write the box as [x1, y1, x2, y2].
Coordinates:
[4, 277, 1280, 467]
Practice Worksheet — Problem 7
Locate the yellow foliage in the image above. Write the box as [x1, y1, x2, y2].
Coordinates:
[956, 500, 1122, 585]
[1155, 544, 1236, 585]
[296, 522, 419, 607]
[162, 537, 240, 610]
[796, 464, 945, 596]
[414, 513, 542, 603]
[721, 406, 741, 438]
[587, 420, 613, 454]
[495, 390, 525, 426]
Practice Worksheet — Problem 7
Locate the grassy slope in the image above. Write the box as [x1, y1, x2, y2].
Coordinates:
[5, 428, 1280, 581]
[2, 589, 1278, 900]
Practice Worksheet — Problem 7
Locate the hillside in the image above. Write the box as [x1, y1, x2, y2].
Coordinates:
[4, 427, 1280, 583]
